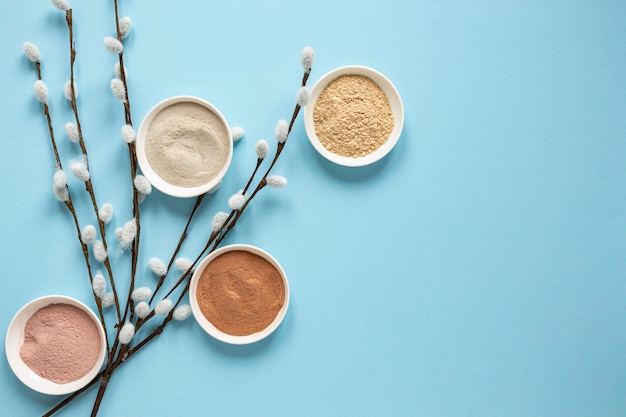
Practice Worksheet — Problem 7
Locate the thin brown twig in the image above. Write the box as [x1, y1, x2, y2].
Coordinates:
[42, 25, 312, 412]
[89, 3, 143, 413]
[157, 88, 307, 315]
[44, 92, 307, 416]
[113, 0, 140, 319]
[65, 9, 122, 322]
[149, 193, 207, 304]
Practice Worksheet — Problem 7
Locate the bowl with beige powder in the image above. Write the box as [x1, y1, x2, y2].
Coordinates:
[304, 65, 404, 167]
[189, 244, 290, 345]
[136, 95, 233, 198]
[5, 295, 107, 395]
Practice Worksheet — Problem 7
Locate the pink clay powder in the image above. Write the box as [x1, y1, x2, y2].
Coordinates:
[20, 303, 102, 384]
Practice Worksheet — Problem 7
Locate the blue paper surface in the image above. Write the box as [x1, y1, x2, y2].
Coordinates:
[1, 1, 626, 416]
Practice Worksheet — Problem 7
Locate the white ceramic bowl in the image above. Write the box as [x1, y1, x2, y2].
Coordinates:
[189, 244, 290, 345]
[136, 95, 233, 198]
[304, 65, 404, 167]
[5, 295, 107, 395]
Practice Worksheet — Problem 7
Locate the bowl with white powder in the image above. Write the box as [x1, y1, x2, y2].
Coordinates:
[136, 95, 233, 198]
[304, 65, 404, 167]
[5, 295, 107, 395]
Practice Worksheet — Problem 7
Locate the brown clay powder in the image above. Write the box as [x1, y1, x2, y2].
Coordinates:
[20, 303, 102, 384]
[313, 74, 395, 157]
[196, 250, 285, 336]
[145, 101, 230, 188]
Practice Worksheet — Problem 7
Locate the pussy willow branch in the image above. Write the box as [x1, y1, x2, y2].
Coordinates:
[170, 71, 310, 273]
[31, 60, 110, 353]
[149, 193, 207, 305]
[91, 198, 211, 415]
[104, 83, 307, 360]
[137, 71, 313, 325]
[113, 0, 133, 126]
[89, 2, 143, 413]
[65, 9, 122, 322]
[155, 73, 311, 319]
[45, 66, 312, 417]
[112, 0, 142, 326]
[70, 1, 209, 413]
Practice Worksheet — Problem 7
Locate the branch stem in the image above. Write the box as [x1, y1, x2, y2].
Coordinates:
[65, 9, 122, 322]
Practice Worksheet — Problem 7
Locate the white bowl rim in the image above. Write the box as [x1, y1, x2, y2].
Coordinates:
[189, 244, 290, 345]
[136, 95, 233, 198]
[5, 295, 107, 395]
[303, 65, 405, 167]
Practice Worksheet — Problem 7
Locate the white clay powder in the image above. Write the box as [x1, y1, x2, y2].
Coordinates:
[145, 102, 230, 188]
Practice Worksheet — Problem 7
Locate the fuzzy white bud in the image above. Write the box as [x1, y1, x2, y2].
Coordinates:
[175, 257, 193, 273]
[119, 16, 132, 38]
[131, 287, 152, 302]
[134, 175, 152, 195]
[266, 175, 287, 188]
[121, 124, 136, 144]
[154, 299, 172, 315]
[134, 301, 150, 318]
[230, 126, 244, 142]
[52, 169, 67, 188]
[70, 157, 90, 182]
[118, 218, 137, 248]
[300, 46, 315, 72]
[53, 185, 69, 202]
[65, 122, 80, 143]
[137, 192, 146, 204]
[51, 0, 70, 11]
[99, 203, 114, 224]
[23, 42, 41, 63]
[92, 273, 106, 297]
[297, 87, 310, 107]
[63, 80, 77, 101]
[274, 119, 288, 143]
[255, 139, 269, 159]
[228, 191, 245, 210]
[110, 78, 127, 102]
[148, 257, 167, 276]
[211, 211, 228, 232]
[100, 292, 115, 307]
[103, 36, 123, 54]
[33, 80, 49, 104]
[173, 304, 192, 321]
[93, 239, 108, 262]
[81, 224, 96, 244]
[118, 322, 135, 345]
[113, 62, 122, 79]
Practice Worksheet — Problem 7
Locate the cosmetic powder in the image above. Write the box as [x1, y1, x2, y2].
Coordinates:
[196, 250, 285, 336]
[144, 101, 230, 188]
[313, 74, 394, 157]
[19, 303, 102, 384]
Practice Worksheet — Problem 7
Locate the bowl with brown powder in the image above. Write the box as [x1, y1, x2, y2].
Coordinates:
[5, 295, 107, 395]
[136, 95, 233, 198]
[189, 244, 290, 345]
[304, 65, 404, 167]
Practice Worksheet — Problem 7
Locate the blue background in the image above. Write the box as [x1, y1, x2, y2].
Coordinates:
[2, 1, 626, 416]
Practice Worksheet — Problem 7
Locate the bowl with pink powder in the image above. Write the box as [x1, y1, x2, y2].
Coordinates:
[5, 295, 107, 395]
